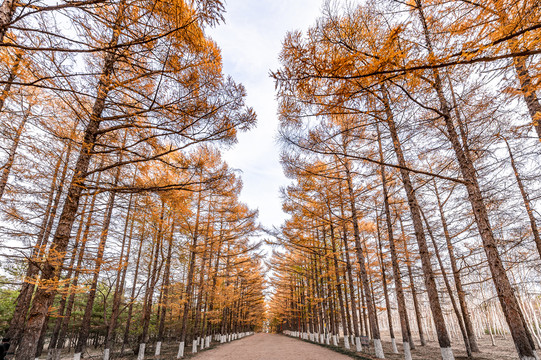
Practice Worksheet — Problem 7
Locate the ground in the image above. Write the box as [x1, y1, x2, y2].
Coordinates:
[190, 333, 353, 360]
[47, 333, 525, 360]
[379, 335, 521, 360]
[189, 333, 524, 360]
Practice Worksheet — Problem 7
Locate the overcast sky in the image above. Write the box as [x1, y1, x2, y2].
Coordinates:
[207, 0, 324, 230]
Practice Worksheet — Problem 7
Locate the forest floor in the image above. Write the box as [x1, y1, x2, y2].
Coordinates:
[331, 333, 522, 360]
[48, 333, 525, 360]
[189, 333, 353, 360]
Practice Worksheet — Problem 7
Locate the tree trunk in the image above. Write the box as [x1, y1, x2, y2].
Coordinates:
[0, 111, 28, 199]
[179, 188, 203, 356]
[156, 220, 173, 354]
[328, 205, 350, 347]
[375, 210, 398, 354]
[74, 189, 117, 356]
[382, 85, 453, 359]
[399, 214, 427, 347]
[512, 54, 541, 141]
[0, 0, 16, 42]
[421, 209, 472, 357]
[15, 3, 125, 356]
[122, 214, 147, 354]
[343, 160, 385, 358]
[0, 50, 22, 112]
[340, 223, 362, 351]
[503, 139, 541, 259]
[377, 124, 413, 359]
[104, 192, 135, 357]
[139, 201, 165, 348]
[433, 179, 479, 352]
[52, 173, 102, 358]
[47, 195, 89, 357]
[414, 2, 539, 358]
[6, 150, 64, 348]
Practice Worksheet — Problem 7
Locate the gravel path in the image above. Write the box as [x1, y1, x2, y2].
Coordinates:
[191, 333, 353, 360]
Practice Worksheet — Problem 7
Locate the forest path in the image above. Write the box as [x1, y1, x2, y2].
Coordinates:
[190, 333, 353, 359]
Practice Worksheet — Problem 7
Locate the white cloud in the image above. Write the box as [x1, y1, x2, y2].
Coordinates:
[208, 0, 324, 229]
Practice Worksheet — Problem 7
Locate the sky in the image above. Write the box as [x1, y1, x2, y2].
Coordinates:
[207, 0, 325, 230]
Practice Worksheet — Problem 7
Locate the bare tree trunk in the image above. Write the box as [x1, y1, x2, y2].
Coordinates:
[206, 220, 223, 343]
[328, 205, 350, 348]
[0, 50, 25, 206]
[398, 214, 427, 347]
[156, 221, 173, 355]
[0, 0, 16, 42]
[52, 173, 102, 359]
[191, 234, 208, 353]
[433, 179, 479, 352]
[376, 210, 398, 354]
[382, 86, 454, 359]
[322, 229, 338, 345]
[358, 279, 366, 337]
[339, 192, 363, 352]
[179, 188, 203, 357]
[0, 111, 28, 200]
[103, 192, 135, 359]
[121, 214, 147, 354]
[376, 126, 414, 359]
[0, 50, 22, 112]
[421, 209, 472, 357]
[503, 139, 541, 258]
[35, 314, 50, 358]
[47, 195, 90, 358]
[15, 4, 125, 356]
[343, 160, 385, 358]
[414, 2, 539, 358]
[512, 55, 541, 141]
[139, 201, 165, 352]
[192, 201, 214, 352]
[6, 150, 64, 348]
[74, 189, 117, 357]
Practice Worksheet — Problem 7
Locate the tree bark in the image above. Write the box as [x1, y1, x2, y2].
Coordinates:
[121, 214, 147, 354]
[382, 85, 453, 358]
[512, 53, 541, 141]
[414, 2, 539, 357]
[52, 172, 101, 358]
[104, 192, 135, 354]
[47, 194, 89, 357]
[343, 159, 385, 358]
[339, 190, 362, 351]
[6, 150, 63, 348]
[398, 214, 427, 347]
[503, 139, 541, 259]
[156, 221, 173, 352]
[74, 189, 117, 355]
[421, 208, 472, 357]
[179, 187, 203, 352]
[433, 179, 479, 352]
[376, 124, 414, 359]
[328, 204, 350, 346]
[139, 201, 165, 346]
[0, 50, 22, 112]
[0, 111, 28, 200]
[0, 0, 16, 42]
[15, 3, 125, 356]
[375, 210, 398, 353]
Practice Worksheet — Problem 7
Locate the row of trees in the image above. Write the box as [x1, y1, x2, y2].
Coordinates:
[0, 0, 265, 359]
[268, 1, 540, 360]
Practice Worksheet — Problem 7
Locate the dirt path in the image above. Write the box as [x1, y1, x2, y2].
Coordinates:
[191, 333, 353, 360]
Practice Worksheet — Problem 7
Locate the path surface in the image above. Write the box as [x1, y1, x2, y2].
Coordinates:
[191, 333, 352, 360]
